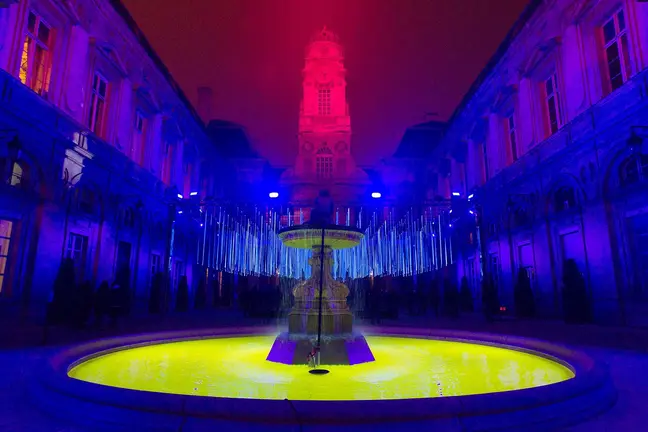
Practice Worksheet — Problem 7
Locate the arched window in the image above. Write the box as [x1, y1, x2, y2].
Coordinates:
[619, 154, 648, 186]
[10, 162, 23, 187]
[316, 146, 333, 179]
[553, 187, 577, 212]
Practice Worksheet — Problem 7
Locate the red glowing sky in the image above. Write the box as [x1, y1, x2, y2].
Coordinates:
[122, 0, 528, 166]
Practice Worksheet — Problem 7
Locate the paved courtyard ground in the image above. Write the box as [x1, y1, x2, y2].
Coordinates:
[1, 309, 647, 431]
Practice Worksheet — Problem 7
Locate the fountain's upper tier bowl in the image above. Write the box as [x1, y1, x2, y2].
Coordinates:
[278, 224, 364, 250]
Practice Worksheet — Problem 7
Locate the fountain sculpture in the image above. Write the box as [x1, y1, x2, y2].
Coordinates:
[266, 224, 375, 365]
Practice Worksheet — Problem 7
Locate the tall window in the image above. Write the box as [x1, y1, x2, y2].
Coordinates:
[88, 72, 108, 136]
[131, 111, 146, 163]
[19, 11, 52, 97]
[151, 253, 161, 278]
[602, 9, 631, 91]
[316, 147, 333, 179]
[318, 88, 331, 115]
[65, 233, 88, 282]
[507, 114, 518, 162]
[0, 220, 13, 294]
[544, 73, 562, 134]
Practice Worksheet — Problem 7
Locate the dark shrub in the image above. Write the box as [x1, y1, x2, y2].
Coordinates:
[49, 258, 76, 325]
[459, 276, 474, 312]
[195, 274, 207, 309]
[114, 267, 131, 316]
[481, 275, 498, 320]
[176, 275, 189, 311]
[148, 272, 164, 313]
[562, 259, 591, 323]
[443, 279, 459, 318]
[514, 268, 536, 318]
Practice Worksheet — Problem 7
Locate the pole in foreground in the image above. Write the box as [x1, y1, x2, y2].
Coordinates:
[309, 225, 329, 375]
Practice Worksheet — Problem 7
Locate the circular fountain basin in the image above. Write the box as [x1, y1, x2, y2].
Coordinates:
[32, 327, 616, 431]
[68, 335, 571, 400]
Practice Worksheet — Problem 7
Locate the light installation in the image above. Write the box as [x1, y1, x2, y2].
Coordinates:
[192, 204, 455, 280]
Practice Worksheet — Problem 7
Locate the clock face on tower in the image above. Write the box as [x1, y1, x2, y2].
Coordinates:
[318, 70, 330, 83]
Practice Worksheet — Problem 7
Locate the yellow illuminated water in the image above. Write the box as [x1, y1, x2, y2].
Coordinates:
[69, 335, 573, 401]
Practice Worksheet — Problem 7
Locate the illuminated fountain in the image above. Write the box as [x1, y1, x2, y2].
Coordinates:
[266, 224, 375, 366]
[35, 211, 614, 430]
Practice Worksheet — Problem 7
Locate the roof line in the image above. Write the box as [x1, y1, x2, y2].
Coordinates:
[445, 0, 543, 130]
[109, 0, 206, 133]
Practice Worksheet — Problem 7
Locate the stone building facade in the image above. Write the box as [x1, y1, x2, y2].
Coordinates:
[433, 0, 648, 326]
[0, 0, 225, 313]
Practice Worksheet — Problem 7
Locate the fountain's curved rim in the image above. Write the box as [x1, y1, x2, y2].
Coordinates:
[31, 327, 616, 430]
[278, 223, 364, 250]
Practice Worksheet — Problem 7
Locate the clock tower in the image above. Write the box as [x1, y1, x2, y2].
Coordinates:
[281, 27, 368, 207]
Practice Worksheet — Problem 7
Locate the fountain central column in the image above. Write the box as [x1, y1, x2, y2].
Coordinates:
[289, 245, 353, 335]
[266, 225, 375, 366]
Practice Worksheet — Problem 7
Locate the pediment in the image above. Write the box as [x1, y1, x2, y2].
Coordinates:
[136, 85, 161, 112]
[469, 117, 488, 142]
[562, 0, 596, 25]
[94, 42, 128, 77]
[492, 85, 517, 112]
[162, 117, 184, 143]
[57, 0, 82, 24]
[520, 37, 561, 78]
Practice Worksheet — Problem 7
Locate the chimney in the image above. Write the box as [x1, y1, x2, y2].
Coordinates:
[197, 86, 213, 122]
